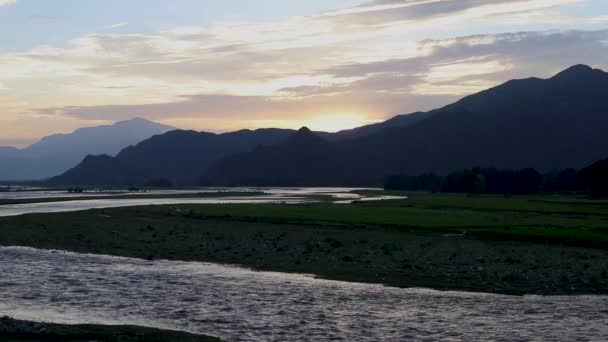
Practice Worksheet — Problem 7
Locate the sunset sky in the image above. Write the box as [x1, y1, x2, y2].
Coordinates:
[1, 0, 607, 146]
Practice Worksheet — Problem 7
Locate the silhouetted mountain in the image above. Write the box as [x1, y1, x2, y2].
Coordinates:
[0, 118, 173, 181]
[206, 65, 608, 186]
[206, 127, 341, 186]
[49, 128, 294, 186]
[330, 112, 433, 140]
[47, 111, 433, 186]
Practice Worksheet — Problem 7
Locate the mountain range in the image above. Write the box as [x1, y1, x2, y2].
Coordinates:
[206, 65, 608, 186]
[50, 64, 608, 187]
[49, 128, 295, 186]
[0, 118, 173, 181]
[48, 115, 429, 186]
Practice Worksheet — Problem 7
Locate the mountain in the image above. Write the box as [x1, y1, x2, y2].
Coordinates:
[52, 65, 608, 187]
[0, 118, 173, 181]
[205, 127, 341, 186]
[49, 128, 295, 186]
[47, 115, 426, 186]
[330, 111, 433, 140]
[0, 146, 18, 157]
[205, 65, 608, 186]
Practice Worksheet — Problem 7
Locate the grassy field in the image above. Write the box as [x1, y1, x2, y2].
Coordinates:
[0, 192, 607, 295]
[0, 316, 220, 341]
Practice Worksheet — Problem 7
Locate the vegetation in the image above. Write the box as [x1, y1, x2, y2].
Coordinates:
[386, 160, 608, 196]
[386, 167, 544, 194]
[582, 158, 608, 198]
[0, 316, 220, 341]
[1, 192, 607, 295]
[544, 168, 586, 193]
[143, 178, 174, 188]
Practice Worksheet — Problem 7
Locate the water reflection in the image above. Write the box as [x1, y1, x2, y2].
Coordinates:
[0, 188, 403, 217]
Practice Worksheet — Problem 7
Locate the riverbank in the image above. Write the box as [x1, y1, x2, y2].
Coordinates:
[0, 192, 607, 295]
[0, 190, 268, 206]
[0, 316, 220, 341]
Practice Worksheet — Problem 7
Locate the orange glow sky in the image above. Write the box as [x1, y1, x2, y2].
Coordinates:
[0, 0, 607, 146]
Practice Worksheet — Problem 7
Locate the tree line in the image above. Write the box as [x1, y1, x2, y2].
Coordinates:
[384, 157, 608, 197]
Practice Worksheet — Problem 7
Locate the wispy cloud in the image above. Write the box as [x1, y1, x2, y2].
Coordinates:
[0, 0, 16, 7]
[33, 29, 608, 127]
[107, 22, 129, 29]
[0, 0, 606, 140]
[30, 14, 58, 20]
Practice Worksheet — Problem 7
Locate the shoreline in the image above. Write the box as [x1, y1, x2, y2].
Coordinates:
[0, 316, 220, 341]
[0, 190, 269, 206]
[1, 194, 607, 296]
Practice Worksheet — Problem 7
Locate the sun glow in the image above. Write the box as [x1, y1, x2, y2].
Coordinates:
[306, 113, 373, 132]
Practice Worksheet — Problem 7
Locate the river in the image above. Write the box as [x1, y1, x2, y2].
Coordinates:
[0, 187, 403, 217]
[1, 247, 606, 341]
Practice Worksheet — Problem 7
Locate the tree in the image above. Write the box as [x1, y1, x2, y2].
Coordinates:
[582, 158, 608, 198]
[384, 173, 443, 192]
[144, 178, 173, 188]
[512, 168, 542, 194]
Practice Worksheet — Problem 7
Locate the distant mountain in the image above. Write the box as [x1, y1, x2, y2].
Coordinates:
[49, 128, 294, 186]
[47, 115, 432, 186]
[48, 112, 431, 186]
[205, 65, 608, 186]
[0, 146, 18, 157]
[0, 118, 173, 181]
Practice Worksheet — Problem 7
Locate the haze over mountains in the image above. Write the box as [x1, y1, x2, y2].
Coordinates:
[50, 65, 608, 187]
[0, 118, 173, 181]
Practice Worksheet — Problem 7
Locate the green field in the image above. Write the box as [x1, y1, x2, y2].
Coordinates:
[0, 192, 607, 295]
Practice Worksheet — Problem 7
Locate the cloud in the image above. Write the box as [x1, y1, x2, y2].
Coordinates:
[0, 0, 16, 7]
[33, 28, 608, 129]
[107, 22, 129, 29]
[1, 0, 607, 138]
[30, 14, 58, 20]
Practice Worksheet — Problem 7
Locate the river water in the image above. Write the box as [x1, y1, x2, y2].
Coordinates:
[0, 187, 405, 217]
[1, 247, 606, 341]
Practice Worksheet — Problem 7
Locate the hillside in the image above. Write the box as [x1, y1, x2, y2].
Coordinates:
[49, 128, 295, 186]
[0, 118, 173, 181]
[48, 114, 426, 186]
[206, 65, 608, 186]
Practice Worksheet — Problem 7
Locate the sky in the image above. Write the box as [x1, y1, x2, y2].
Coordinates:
[1, 0, 607, 147]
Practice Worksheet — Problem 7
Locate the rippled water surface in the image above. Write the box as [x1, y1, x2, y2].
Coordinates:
[1, 247, 607, 341]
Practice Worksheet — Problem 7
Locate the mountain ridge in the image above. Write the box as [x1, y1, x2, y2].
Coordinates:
[205, 64, 608, 186]
[47, 119, 423, 186]
[50, 64, 608, 187]
[0, 118, 174, 181]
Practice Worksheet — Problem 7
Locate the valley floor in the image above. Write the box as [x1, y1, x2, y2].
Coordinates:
[0, 192, 607, 295]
